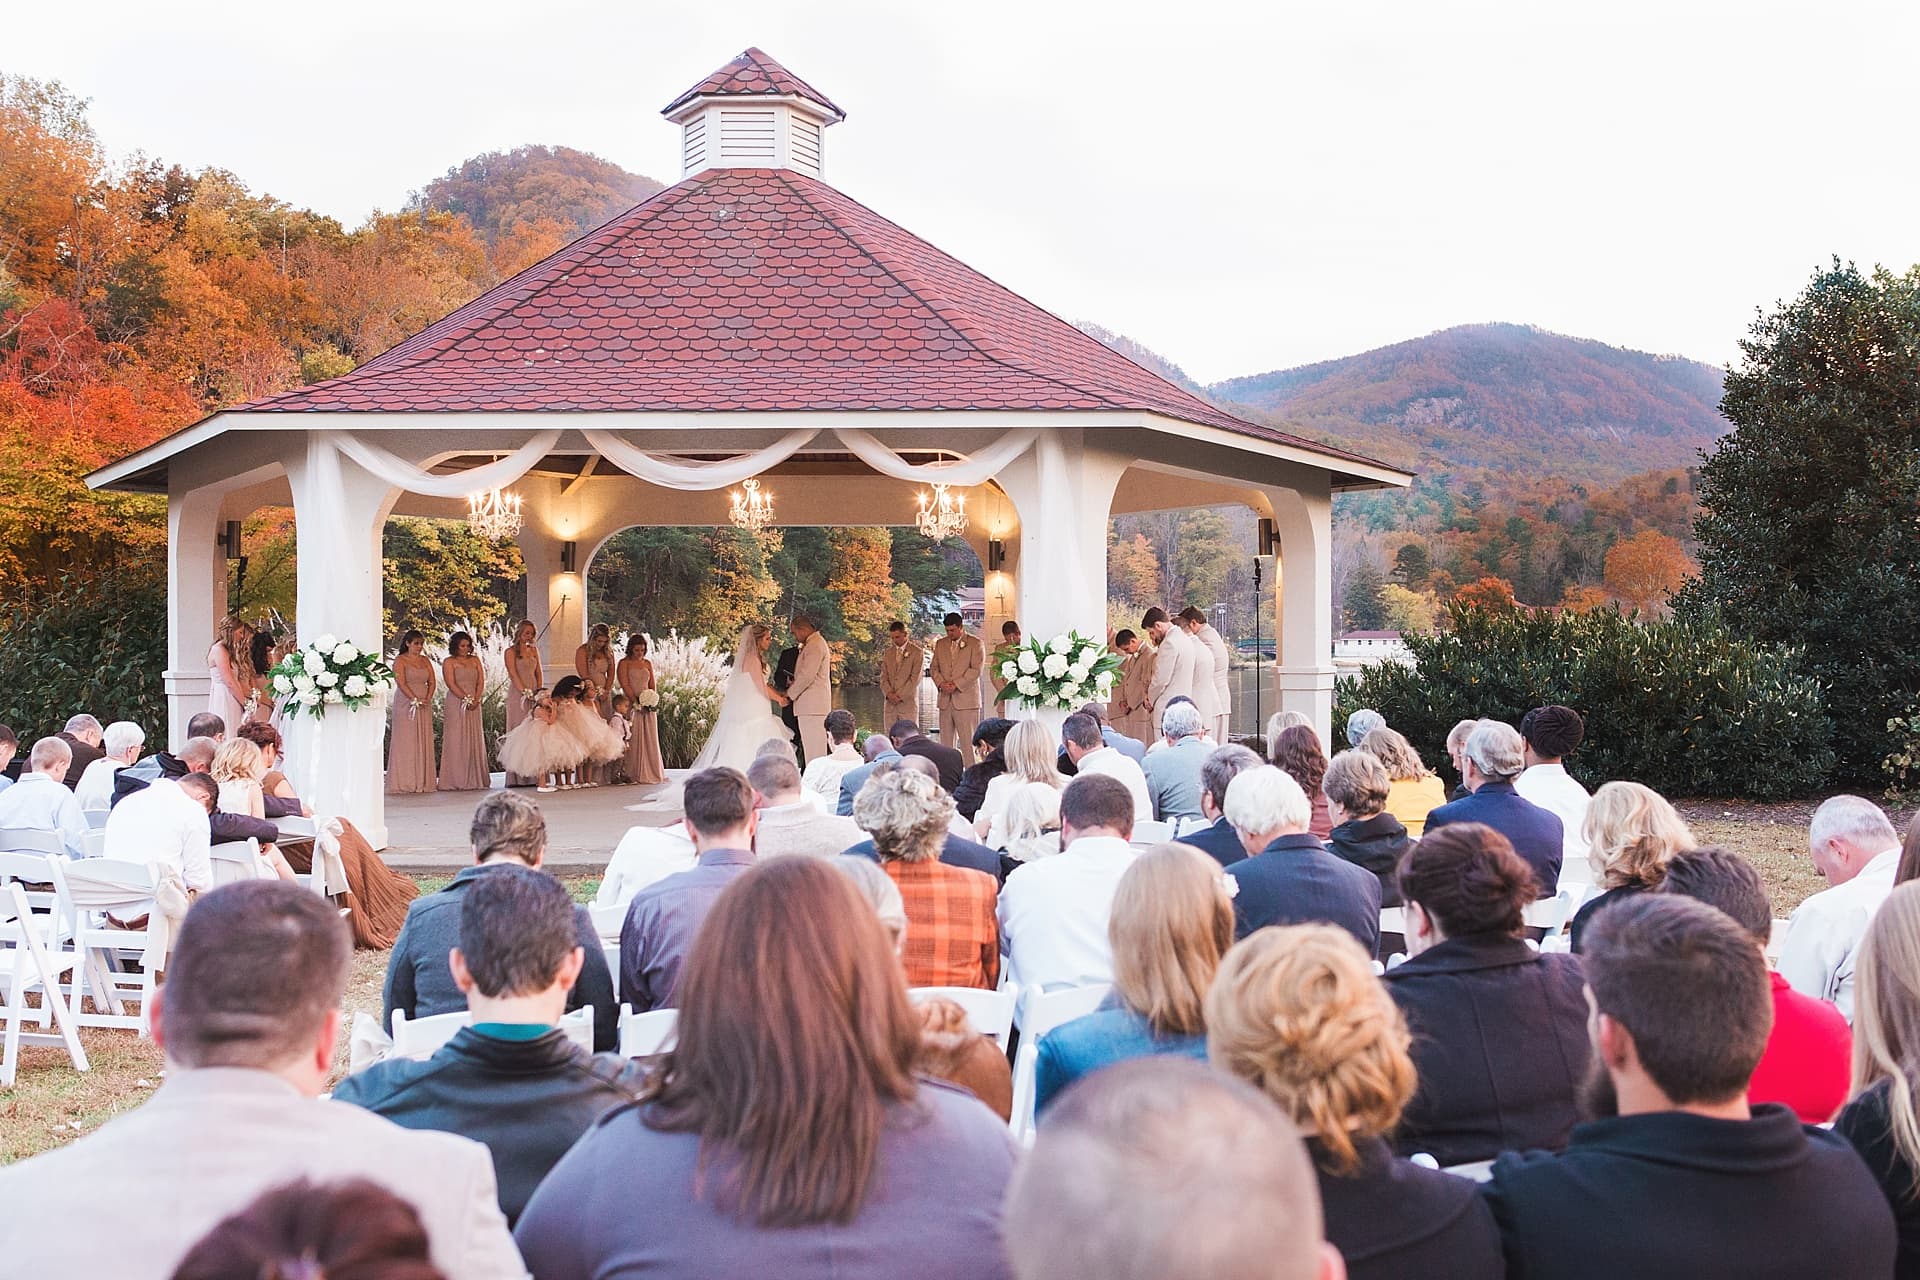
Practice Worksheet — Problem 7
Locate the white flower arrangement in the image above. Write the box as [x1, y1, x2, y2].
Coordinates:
[1041, 653, 1070, 679]
[993, 629, 1125, 711]
[266, 638, 395, 720]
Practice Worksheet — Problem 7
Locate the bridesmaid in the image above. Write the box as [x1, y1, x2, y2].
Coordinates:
[208, 615, 255, 731]
[617, 633, 665, 785]
[575, 623, 617, 717]
[438, 631, 489, 791]
[505, 619, 543, 786]
[386, 629, 438, 794]
[248, 628, 281, 727]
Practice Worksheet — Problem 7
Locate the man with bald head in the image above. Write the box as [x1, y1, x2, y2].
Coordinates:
[836, 731, 903, 818]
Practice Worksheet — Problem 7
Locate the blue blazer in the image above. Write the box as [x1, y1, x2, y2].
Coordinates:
[1178, 816, 1248, 868]
[1422, 781, 1564, 895]
[1225, 832, 1382, 955]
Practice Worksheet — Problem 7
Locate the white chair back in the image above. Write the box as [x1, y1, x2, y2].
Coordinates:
[618, 1004, 680, 1057]
[81, 829, 107, 859]
[1009, 983, 1113, 1141]
[910, 984, 1018, 1050]
[1767, 918, 1790, 966]
[83, 808, 111, 831]
[208, 838, 265, 887]
[1379, 906, 1407, 936]
[0, 880, 90, 1084]
[0, 828, 67, 858]
[590, 902, 625, 988]
[46, 856, 174, 1031]
[1131, 819, 1173, 845]
[1522, 887, 1580, 935]
[391, 1005, 595, 1060]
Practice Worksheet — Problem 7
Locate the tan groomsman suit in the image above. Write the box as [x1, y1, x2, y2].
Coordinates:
[930, 629, 985, 762]
[1112, 644, 1158, 743]
[1187, 627, 1223, 738]
[789, 629, 834, 764]
[880, 635, 926, 730]
[1197, 621, 1233, 743]
[1146, 625, 1197, 735]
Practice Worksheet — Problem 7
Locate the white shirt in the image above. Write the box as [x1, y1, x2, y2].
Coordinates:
[102, 780, 213, 892]
[595, 824, 698, 907]
[752, 799, 864, 860]
[1515, 762, 1593, 879]
[1778, 846, 1900, 1021]
[1073, 745, 1153, 825]
[802, 743, 863, 804]
[0, 772, 87, 858]
[74, 758, 127, 814]
[997, 834, 1139, 990]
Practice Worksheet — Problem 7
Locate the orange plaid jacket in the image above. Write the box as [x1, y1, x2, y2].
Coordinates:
[882, 857, 1000, 990]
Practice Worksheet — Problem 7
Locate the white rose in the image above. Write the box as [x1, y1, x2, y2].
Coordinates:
[1078, 646, 1101, 668]
[1067, 663, 1089, 683]
[1060, 682, 1081, 701]
[1000, 660, 1019, 681]
[302, 650, 326, 676]
[332, 642, 358, 664]
[272, 674, 294, 695]
[1048, 634, 1072, 655]
[296, 690, 321, 707]
[323, 689, 343, 704]
[315, 670, 339, 688]
[1017, 651, 1039, 674]
[1095, 670, 1115, 690]
[343, 675, 368, 698]
[293, 674, 315, 693]
[312, 634, 338, 653]
[1042, 653, 1069, 679]
[1016, 676, 1040, 697]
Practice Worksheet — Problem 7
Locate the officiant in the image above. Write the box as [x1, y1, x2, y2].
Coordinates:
[772, 635, 803, 765]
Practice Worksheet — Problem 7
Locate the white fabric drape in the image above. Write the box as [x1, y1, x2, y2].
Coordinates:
[834, 427, 1039, 487]
[579, 427, 819, 490]
[326, 430, 562, 499]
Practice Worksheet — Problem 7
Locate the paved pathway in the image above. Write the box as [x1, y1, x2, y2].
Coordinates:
[381, 775, 685, 873]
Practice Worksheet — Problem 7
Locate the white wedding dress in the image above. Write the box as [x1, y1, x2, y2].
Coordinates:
[688, 628, 795, 773]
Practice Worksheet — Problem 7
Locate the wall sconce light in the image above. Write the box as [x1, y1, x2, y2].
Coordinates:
[217, 520, 243, 559]
[1257, 518, 1279, 557]
[987, 538, 1005, 572]
[560, 540, 578, 574]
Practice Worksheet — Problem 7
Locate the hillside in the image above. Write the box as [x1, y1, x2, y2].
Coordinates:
[409, 144, 665, 246]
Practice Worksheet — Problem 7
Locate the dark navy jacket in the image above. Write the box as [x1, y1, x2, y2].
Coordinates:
[1224, 832, 1381, 955]
[1177, 815, 1248, 868]
[1422, 781, 1564, 895]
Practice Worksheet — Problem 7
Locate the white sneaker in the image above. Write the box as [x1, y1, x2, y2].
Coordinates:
[538, 784, 557, 793]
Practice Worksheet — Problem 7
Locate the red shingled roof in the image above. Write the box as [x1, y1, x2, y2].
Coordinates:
[237, 169, 1383, 468]
[662, 47, 844, 121]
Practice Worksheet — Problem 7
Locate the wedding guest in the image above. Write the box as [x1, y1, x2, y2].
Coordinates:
[1271, 723, 1334, 840]
[620, 768, 758, 1012]
[748, 754, 863, 859]
[209, 738, 298, 881]
[1265, 709, 1309, 762]
[914, 995, 1014, 1122]
[1322, 748, 1413, 906]
[880, 620, 925, 730]
[574, 623, 616, 717]
[845, 763, 1003, 879]
[0, 723, 16, 791]
[837, 733, 902, 817]
[1780, 794, 1903, 1020]
[1079, 700, 1146, 762]
[387, 630, 438, 795]
[102, 772, 217, 893]
[999, 780, 1063, 865]
[1443, 717, 1478, 801]
[1005, 1058, 1339, 1280]
[172, 1178, 446, 1280]
[1141, 702, 1210, 821]
[1177, 744, 1265, 868]
[516, 857, 1019, 1279]
[207, 614, 256, 732]
[0, 736, 90, 857]
[1482, 895, 1897, 1279]
[975, 718, 1065, 847]
[335, 865, 647, 1225]
[1209, 924, 1504, 1279]
[801, 710, 862, 804]
[928, 613, 985, 763]
[0, 882, 525, 1280]
[1661, 846, 1851, 1123]
[891, 718, 964, 791]
[1035, 842, 1231, 1114]
[437, 630, 488, 791]
[55, 712, 106, 792]
[1345, 707, 1386, 748]
[75, 718, 143, 813]
[1223, 765, 1380, 952]
[617, 634, 665, 785]
[1569, 780, 1694, 951]
[1835, 882, 1920, 1275]
[1062, 710, 1151, 823]
[1386, 823, 1588, 1165]
[115, 735, 277, 848]
[952, 717, 1013, 821]
[387, 792, 617, 1050]
[1516, 703, 1594, 872]
[1424, 719, 1563, 896]
[857, 768, 998, 989]
[997, 774, 1140, 990]
[1358, 725, 1446, 836]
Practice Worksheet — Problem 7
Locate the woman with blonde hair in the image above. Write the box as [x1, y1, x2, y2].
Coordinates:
[999, 780, 1062, 863]
[1568, 780, 1694, 951]
[1033, 842, 1234, 1114]
[1264, 709, 1310, 761]
[207, 614, 256, 730]
[1836, 881, 1920, 1274]
[209, 737, 297, 881]
[504, 619, 544, 786]
[1359, 726, 1446, 836]
[974, 718, 1065, 846]
[1207, 924, 1502, 1278]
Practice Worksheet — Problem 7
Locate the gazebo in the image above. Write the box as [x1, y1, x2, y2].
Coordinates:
[89, 47, 1411, 846]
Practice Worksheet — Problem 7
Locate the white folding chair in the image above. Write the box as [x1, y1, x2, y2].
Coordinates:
[208, 838, 265, 887]
[1009, 983, 1112, 1141]
[0, 851, 78, 1029]
[49, 856, 170, 1032]
[0, 880, 89, 1084]
[1379, 906, 1407, 936]
[590, 902, 625, 987]
[80, 829, 107, 859]
[391, 1005, 595, 1060]
[1522, 887, 1579, 935]
[911, 984, 1018, 1050]
[1767, 918, 1791, 967]
[0, 828, 68, 858]
[83, 808, 111, 831]
[1131, 819, 1173, 845]
[618, 1004, 679, 1057]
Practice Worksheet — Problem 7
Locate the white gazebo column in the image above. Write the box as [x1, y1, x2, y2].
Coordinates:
[1260, 479, 1336, 749]
[994, 429, 1129, 644]
[284, 437, 400, 849]
[164, 482, 228, 746]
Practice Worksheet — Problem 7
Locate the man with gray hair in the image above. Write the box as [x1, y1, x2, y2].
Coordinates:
[747, 753, 863, 859]
[76, 720, 144, 813]
[1423, 718, 1564, 895]
[1223, 764, 1380, 952]
[55, 713, 106, 792]
[0, 736, 86, 856]
[1778, 795, 1903, 1020]
[1006, 1057, 1341, 1280]
[1179, 744, 1266, 868]
[1346, 707, 1386, 748]
[1142, 700, 1211, 822]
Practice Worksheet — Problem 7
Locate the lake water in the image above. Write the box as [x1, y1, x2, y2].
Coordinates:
[838, 667, 1275, 737]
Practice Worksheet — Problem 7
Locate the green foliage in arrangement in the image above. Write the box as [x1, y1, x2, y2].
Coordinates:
[1336, 602, 1836, 800]
[0, 568, 167, 734]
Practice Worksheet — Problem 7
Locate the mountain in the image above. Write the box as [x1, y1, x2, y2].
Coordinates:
[1076, 322, 1206, 395]
[409, 145, 666, 246]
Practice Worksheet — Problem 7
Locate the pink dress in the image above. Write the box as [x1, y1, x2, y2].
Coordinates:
[438, 657, 489, 791]
[386, 656, 438, 794]
[619, 658, 666, 785]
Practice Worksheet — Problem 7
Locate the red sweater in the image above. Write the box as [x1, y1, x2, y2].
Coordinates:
[1749, 971, 1852, 1123]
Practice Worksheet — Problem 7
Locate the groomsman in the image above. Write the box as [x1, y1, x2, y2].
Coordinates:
[1182, 607, 1233, 745]
[1178, 607, 1229, 745]
[929, 612, 985, 763]
[991, 620, 1022, 713]
[1109, 629, 1157, 744]
[880, 622, 925, 730]
[1141, 607, 1197, 736]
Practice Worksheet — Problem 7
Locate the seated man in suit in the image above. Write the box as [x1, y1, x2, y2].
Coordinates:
[335, 864, 647, 1225]
[1178, 744, 1265, 868]
[891, 718, 965, 791]
[1222, 765, 1380, 955]
[1423, 719, 1563, 896]
[747, 754, 863, 859]
[0, 881, 524, 1279]
[837, 733, 902, 817]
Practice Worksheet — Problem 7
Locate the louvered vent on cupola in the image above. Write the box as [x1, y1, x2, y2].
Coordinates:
[662, 48, 846, 179]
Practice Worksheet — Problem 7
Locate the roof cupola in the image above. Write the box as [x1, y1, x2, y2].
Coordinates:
[661, 47, 845, 180]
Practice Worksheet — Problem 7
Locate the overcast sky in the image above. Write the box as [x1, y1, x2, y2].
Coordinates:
[13, 0, 1917, 383]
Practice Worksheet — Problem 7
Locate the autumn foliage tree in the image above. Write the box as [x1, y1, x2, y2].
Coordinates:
[1602, 529, 1695, 614]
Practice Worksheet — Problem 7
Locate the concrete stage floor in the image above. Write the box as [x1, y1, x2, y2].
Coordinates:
[381, 774, 687, 873]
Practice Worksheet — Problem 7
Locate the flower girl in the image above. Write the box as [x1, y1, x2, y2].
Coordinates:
[496, 691, 578, 793]
[553, 676, 625, 787]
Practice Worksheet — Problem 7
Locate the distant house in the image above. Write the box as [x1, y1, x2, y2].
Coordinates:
[1334, 630, 1412, 670]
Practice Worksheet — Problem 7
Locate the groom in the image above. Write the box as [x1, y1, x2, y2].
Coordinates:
[787, 616, 833, 765]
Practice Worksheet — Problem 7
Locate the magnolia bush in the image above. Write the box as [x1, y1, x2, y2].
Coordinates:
[993, 629, 1123, 712]
[652, 632, 728, 768]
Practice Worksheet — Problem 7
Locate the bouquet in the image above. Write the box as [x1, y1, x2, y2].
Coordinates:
[992, 630, 1124, 711]
[635, 689, 660, 713]
[266, 635, 396, 720]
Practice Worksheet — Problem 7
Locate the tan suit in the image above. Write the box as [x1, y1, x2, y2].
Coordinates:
[1112, 645, 1157, 743]
[930, 631, 985, 762]
[1146, 627, 1198, 734]
[1198, 622, 1233, 743]
[880, 638, 925, 730]
[0, 1067, 525, 1280]
[1187, 627, 1223, 735]
[788, 631, 833, 763]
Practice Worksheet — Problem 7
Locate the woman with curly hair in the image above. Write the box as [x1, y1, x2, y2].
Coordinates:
[1568, 780, 1694, 952]
[1271, 723, 1332, 840]
[1209, 923, 1502, 1278]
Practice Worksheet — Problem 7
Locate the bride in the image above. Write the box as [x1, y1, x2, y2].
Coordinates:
[688, 623, 794, 773]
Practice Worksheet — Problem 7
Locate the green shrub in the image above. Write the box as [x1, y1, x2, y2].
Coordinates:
[1882, 700, 1920, 804]
[1336, 602, 1835, 800]
[0, 568, 168, 736]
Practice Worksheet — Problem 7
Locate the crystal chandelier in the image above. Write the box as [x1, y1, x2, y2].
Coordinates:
[729, 477, 775, 533]
[916, 481, 968, 541]
[465, 486, 524, 541]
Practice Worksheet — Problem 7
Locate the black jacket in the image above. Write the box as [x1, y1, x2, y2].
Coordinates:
[1313, 1136, 1503, 1280]
[1837, 1079, 1920, 1279]
[1177, 815, 1247, 868]
[1224, 832, 1381, 955]
[113, 750, 281, 844]
[844, 833, 1003, 883]
[332, 1027, 649, 1225]
[952, 756, 1005, 821]
[56, 731, 105, 791]
[1483, 1106, 1897, 1279]
[897, 734, 964, 791]
[1326, 811, 1412, 907]
[1385, 933, 1589, 1166]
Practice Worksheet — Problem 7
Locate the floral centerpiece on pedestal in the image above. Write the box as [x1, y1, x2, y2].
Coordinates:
[267, 635, 396, 718]
[994, 630, 1123, 711]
